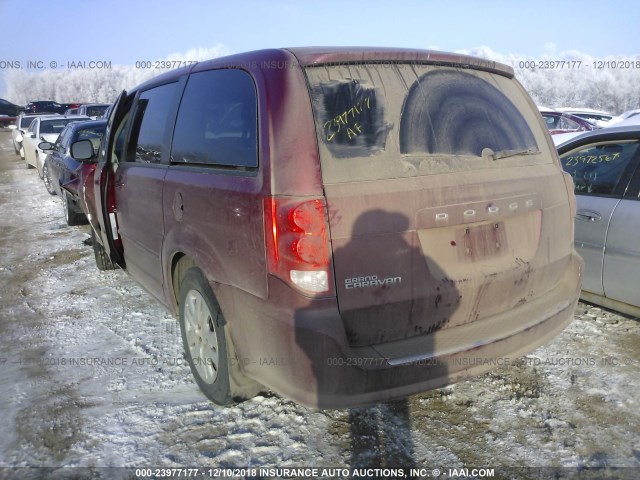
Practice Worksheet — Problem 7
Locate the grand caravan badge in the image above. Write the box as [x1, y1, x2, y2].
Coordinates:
[345, 275, 402, 290]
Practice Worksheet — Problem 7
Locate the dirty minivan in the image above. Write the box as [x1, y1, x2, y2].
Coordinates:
[77, 48, 583, 409]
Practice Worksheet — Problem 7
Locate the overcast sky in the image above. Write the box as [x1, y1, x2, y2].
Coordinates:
[1, 0, 638, 99]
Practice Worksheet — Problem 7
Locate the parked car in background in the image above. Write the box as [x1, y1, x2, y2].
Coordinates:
[81, 47, 583, 409]
[9, 113, 46, 157]
[75, 103, 110, 119]
[539, 107, 599, 135]
[557, 125, 640, 318]
[0, 98, 24, 116]
[619, 109, 640, 122]
[24, 101, 67, 114]
[556, 108, 623, 128]
[40, 119, 106, 225]
[22, 115, 90, 176]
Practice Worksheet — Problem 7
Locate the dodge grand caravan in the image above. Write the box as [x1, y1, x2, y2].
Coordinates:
[75, 48, 583, 409]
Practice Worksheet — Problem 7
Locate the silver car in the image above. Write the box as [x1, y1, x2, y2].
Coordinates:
[557, 125, 640, 317]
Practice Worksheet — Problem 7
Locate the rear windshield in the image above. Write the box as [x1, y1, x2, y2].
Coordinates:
[40, 118, 79, 134]
[85, 105, 108, 117]
[305, 63, 550, 183]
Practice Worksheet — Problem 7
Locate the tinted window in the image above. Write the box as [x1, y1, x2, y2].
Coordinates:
[75, 125, 106, 152]
[20, 117, 35, 128]
[56, 127, 72, 152]
[127, 83, 177, 164]
[558, 116, 580, 131]
[560, 141, 640, 196]
[171, 69, 258, 168]
[40, 118, 83, 135]
[85, 105, 108, 117]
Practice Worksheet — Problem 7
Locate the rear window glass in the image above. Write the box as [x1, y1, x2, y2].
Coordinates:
[85, 105, 108, 117]
[39, 118, 78, 134]
[305, 63, 548, 184]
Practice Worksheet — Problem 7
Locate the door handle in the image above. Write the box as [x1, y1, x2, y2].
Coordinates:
[576, 210, 602, 222]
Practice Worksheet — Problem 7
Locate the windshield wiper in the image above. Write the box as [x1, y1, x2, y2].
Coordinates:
[482, 147, 539, 161]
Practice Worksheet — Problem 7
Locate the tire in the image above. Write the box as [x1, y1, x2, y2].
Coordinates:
[42, 163, 57, 196]
[91, 228, 116, 271]
[62, 190, 86, 226]
[36, 153, 44, 179]
[178, 267, 261, 406]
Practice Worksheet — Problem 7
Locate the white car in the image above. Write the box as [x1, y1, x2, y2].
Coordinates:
[556, 107, 623, 128]
[9, 113, 46, 158]
[22, 115, 90, 177]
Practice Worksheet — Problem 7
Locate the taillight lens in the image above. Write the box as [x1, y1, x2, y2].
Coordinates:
[265, 197, 332, 294]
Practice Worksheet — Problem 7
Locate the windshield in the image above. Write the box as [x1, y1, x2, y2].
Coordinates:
[305, 63, 549, 184]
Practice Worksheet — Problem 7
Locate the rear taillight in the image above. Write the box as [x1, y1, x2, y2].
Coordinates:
[265, 196, 333, 295]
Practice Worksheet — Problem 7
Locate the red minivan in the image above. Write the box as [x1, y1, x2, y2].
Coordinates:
[72, 48, 583, 408]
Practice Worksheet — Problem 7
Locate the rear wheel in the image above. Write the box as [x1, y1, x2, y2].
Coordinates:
[91, 228, 116, 271]
[179, 267, 261, 406]
[62, 191, 85, 226]
[42, 163, 57, 196]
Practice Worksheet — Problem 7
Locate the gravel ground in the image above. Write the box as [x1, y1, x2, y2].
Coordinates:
[0, 130, 638, 480]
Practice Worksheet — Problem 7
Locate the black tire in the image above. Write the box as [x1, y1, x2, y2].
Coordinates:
[62, 190, 86, 226]
[91, 228, 116, 271]
[42, 162, 57, 196]
[178, 267, 261, 406]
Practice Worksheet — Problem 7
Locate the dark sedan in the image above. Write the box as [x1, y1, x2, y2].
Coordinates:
[40, 119, 106, 226]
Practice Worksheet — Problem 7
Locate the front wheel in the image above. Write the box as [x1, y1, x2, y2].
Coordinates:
[179, 267, 261, 406]
[61, 191, 86, 226]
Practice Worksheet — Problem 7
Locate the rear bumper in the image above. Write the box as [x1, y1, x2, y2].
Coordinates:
[222, 252, 583, 409]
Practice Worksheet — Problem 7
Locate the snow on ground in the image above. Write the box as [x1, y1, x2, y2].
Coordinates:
[0, 131, 638, 479]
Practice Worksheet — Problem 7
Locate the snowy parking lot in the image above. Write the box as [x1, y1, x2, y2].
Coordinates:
[0, 129, 638, 479]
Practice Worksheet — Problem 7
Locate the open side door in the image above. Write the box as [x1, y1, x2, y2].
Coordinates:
[93, 90, 131, 266]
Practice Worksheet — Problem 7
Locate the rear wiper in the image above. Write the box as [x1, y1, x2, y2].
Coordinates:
[482, 147, 539, 160]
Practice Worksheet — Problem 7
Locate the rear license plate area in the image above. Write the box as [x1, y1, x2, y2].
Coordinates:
[456, 222, 507, 262]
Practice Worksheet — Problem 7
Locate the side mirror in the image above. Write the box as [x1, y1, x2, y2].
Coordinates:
[16, 133, 23, 142]
[71, 139, 94, 161]
[38, 141, 54, 150]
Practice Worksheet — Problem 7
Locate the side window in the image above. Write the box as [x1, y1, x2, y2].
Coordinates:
[559, 116, 580, 131]
[624, 158, 640, 200]
[126, 82, 177, 164]
[543, 115, 558, 129]
[56, 127, 70, 153]
[28, 120, 37, 134]
[171, 69, 258, 168]
[560, 141, 640, 196]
